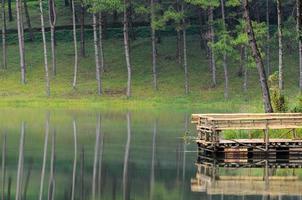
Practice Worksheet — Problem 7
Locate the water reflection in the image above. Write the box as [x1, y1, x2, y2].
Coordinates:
[192, 155, 302, 199]
[0, 110, 302, 200]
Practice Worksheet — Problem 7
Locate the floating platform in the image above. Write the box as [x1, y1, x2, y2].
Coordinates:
[192, 113, 302, 155]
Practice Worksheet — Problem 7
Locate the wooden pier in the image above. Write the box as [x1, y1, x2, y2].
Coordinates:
[191, 113, 302, 155]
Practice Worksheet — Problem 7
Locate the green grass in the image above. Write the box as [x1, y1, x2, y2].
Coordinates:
[0, 32, 301, 111]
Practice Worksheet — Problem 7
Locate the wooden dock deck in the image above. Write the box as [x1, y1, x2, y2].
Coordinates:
[192, 113, 302, 154]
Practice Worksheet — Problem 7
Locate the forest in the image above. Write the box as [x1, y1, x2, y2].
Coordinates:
[0, 0, 301, 112]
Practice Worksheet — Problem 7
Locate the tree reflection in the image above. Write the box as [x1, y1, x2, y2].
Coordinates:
[149, 120, 157, 200]
[123, 112, 131, 200]
[39, 114, 49, 200]
[15, 122, 25, 200]
[2, 133, 6, 200]
[71, 119, 77, 200]
[92, 114, 101, 200]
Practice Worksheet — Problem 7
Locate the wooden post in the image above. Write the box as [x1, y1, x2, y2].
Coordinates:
[264, 128, 269, 152]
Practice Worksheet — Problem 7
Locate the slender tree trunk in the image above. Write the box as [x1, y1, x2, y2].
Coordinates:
[221, 0, 228, 99]
[1, 134, 6, 200]
[98, 12, 105, 74]
[39, 0, 50, 96]
[209, 7, 216, 87]
[176, 0, 182, 64]
[93, 14, 102, 95]
[124, 0, 132, 98]
[16, 0, 26, 84]
[297, 0, 302, 90]
[277, 0, 284, 92]
[266, 0, 270, 76]
[7, 0, 12, 21]
[2, 0, 7, 69]
[151, 0, 157, 90]
[243, 46, 248, 93]
[238, 45, 244, 77]
[23, 0, 34, 41]
[80, 2, 85, 57]
[123, 112, 131, 200]
[198, 9, 204, 58]
[243, 0, 273, 113]
[72, 0, 78, 89]
[71, 119, 77, 200]
[182, 3, 189, 95]
[49, 0, 57, 76]
[15, 122, 25, 200]
[176, 31, 182, 64]
[39, 116, 49, 200]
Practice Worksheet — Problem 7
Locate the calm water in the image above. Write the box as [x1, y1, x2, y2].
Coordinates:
[0, 109, 301, 200]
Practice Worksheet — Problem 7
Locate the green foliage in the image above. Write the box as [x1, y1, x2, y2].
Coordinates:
[84, 0, 122, 13]
[184, 0, 219, 8]
[268, 72, 287, 112]
[152, 7, 184, 31]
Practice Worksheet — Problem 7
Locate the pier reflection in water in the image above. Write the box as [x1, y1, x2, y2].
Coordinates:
[192, 153, 302, 199]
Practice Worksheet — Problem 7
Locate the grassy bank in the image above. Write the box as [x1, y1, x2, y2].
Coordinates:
[0, 33, 300, 111]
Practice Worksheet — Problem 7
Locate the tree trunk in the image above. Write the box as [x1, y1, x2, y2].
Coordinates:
[209, 7, 216, 87]
[72, 0, 78, 89]
[2, 0, 7, 69]
[238, 45, 244, 77]
[39, 0, 50, 96]
[243, 0, 273, 113]
[124, 0, 132, 98]
[128, 2, 136, 41]
[80, 3, 85, 57]
[64, 0, 69, 6]
[49, 0, 57, 76]
[266, 0, 270, 76]
[93, 13, 102, 95]
[221, 0, 229, 99]
[23, 0, 34, 41]
[176, 0, 181, 64]
[297, 0, 302, 90]
[71, 120, 77, 200]
[243, 46, 248, 93]
[16, 0, 26, 84]
[7, 0, 12, 21]
[277, 0, 284, 92]
[182, 3, 189, 95]
[151, 0, 157, 90]
[99, 12, 105, 74]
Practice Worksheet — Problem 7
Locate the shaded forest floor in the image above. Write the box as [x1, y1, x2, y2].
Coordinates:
[0, 34, 300, 111]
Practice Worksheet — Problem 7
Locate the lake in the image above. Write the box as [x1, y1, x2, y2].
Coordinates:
[0, 108, 301, 200]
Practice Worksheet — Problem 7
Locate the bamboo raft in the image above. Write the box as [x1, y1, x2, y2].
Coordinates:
[191, 113, 302, 155]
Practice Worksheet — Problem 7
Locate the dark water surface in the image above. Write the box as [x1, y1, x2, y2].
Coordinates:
[0, 109, 301, 200]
